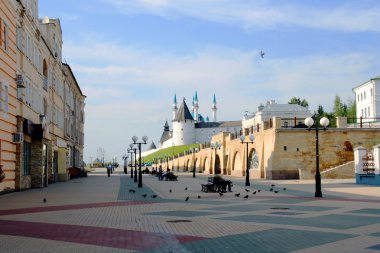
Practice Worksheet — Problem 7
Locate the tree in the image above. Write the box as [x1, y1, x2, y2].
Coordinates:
[316, 105, 325, 117]
[333, 95, 347, 117]
[346, 98, 356, 119]
[288, 97, 309, 108]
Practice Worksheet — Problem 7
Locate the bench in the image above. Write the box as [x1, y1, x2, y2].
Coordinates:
[201, 177, 233, 193]
[201, 183, 214, 192]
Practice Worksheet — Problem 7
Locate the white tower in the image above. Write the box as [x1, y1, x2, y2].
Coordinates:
[212, 94, 217, 122]
[172, 99, 195, 146]
[194, 91, 199, 122]
[172, 94, 178, 121]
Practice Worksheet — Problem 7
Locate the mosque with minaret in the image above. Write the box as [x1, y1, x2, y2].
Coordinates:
[159, 92, 242, 148]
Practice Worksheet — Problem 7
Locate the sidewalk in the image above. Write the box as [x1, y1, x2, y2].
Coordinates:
[0, 168, 380, 252]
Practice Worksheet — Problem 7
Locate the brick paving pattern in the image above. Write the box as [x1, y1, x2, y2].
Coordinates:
[1, 168, 380, 252]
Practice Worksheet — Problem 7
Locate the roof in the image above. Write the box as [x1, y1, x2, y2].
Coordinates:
[352, 75, 380, 91]
[164, 120, 169, 131]
[63, 63, 86, 97]
[260, 103, 310, 113]
[174, 100, 193, 121]
[195, 121, 241, 128]
[159, 131, 172, 144]
[147, 141, 157, 151]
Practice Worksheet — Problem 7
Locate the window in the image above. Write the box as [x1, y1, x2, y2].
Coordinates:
[16, 27, 23, 49]
[4, 82, 8, 113]
[0, 81, 3, 111]
[364, 107, 367, 117]
[357, 94, 360, 101]
[0, 19, 2, 47]
[371, 88, 373, 97]
[284, 146, 287, 151]
[364, 91, 366, 99]
[23, 142, 31, 175]
[3, 20, 9, 51]
[368, 107, 370, 117]
[0, 81, 8, 113]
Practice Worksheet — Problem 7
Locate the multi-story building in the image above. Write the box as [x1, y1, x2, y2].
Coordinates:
[62, 63, 85, 171]
[0, 0, 86, 192]
[0, 0, 18, 192]
[242, 100, 312, 134]
[353, 75, 380, 122]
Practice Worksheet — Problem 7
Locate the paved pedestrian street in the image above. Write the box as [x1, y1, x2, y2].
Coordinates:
[1, 168, 380, 253]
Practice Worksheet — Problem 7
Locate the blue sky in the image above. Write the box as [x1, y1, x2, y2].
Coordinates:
[39, 0, 380, 163]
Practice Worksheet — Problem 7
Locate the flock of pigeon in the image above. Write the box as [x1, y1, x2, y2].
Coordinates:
[125, 183, 287, 202]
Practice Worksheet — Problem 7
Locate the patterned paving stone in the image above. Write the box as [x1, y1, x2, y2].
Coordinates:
[0, 219, 206, 251]
[348, 208, 380, 215]
[0, 201, 148, 216]
[256, 197, 314, 204]
[144, 210, 225, 217]
[203, 203, 339, 213]
[217, 214, 380, 229]
[268, 211, 304, 216]
[367, 244, 380, 251]
[137, 228, 356, 253]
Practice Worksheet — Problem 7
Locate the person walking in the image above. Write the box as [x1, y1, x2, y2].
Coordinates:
[107, 165, 111, 177]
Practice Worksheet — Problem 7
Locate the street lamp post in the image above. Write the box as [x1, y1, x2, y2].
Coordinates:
[127, 147, 134, 179]
[305, 116, 329, 198]
[240, 134, 255, 187]
[129, 143, 138, 181]
[122, 154, 128, 174]
[210, 142, 221, 175]
[132, 136, 148, 188]
[192, 148, 199, 178]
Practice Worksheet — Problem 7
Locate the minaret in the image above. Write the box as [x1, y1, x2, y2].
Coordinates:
[212, 93, 217, 122]
[191, 96, 195, 114]
[172, 94, 178, 121]
[194, 91, 199, 122]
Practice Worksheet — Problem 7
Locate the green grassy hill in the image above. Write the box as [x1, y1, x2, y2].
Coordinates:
[142, 144, 200, 163]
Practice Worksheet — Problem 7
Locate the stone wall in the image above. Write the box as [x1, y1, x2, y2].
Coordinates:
[321, 161, 355, 179]
[159, 120, 380, 181]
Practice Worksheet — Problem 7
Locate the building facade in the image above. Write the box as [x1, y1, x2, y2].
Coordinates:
[353, 75, 380, 122]
[0, 0, 85, 192]
[242, 100, 312, 134]
[0, 0, 18, 192]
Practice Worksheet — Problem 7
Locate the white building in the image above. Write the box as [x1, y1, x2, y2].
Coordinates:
[353, 75, 380, 122]
[160, 93, 241, 148]
[242, 100, 312, 134]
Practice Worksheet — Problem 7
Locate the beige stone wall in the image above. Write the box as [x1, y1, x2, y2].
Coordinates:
[0, 0, 18, 192]
[161, 119, 380, 181]
[321, 161, 355, 179]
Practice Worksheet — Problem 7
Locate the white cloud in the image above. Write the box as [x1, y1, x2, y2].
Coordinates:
[101, 0, 380, 32]
[67, 39, 378, 161]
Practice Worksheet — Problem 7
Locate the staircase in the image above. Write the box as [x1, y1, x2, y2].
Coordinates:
[321, 161, 355, 179]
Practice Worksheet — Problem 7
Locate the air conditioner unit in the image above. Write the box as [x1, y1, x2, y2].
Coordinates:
[16, 74, 25, 88]
[13, 132, 24, 143]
